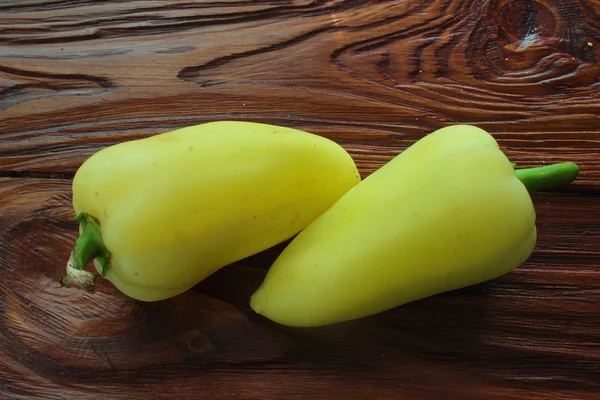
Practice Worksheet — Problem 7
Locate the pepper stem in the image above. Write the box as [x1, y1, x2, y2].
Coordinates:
[60, 212, 110, 293]
[515, 162, 579, 192]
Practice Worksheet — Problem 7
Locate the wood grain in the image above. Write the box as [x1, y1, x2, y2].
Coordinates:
[1, 179, 599, 399]
[1, 0, 600, 399]
[1, 0, 600, 188]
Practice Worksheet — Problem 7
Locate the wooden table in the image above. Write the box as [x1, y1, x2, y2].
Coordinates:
[1, 1, 599, 399]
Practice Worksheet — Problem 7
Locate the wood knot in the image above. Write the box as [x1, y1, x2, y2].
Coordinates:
[498, 0, 557, 47]
[178, 329, 214, 355]
[464, 0, 599, 94]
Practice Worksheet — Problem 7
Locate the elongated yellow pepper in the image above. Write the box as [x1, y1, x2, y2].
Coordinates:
[250, 125, 579, 327]
[62, 121, 361, 301]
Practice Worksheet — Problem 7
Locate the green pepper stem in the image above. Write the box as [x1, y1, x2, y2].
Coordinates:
[60, 212, 110, 293]
[515, 162, 579, 192]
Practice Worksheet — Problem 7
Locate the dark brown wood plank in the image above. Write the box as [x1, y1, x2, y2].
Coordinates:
[0, 176, 599, 400]
[1, 0, 600, 189]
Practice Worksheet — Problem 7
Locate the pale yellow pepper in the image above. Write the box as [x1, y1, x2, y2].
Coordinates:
[62, 121, 361, 301]
[250, 125, 579, 327]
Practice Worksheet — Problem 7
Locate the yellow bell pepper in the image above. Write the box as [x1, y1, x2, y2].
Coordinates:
[250, 125, 579, 327]
[61, 121, 361, 301]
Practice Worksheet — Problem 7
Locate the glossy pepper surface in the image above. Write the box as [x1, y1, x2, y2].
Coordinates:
[250, 125, 579, 327]
[63, 121, 361, 301]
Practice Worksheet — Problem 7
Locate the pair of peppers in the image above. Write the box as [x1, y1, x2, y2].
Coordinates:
[62, 121, 578, 327]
